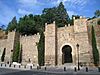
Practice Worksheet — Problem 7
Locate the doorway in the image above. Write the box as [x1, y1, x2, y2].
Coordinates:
[62, 45, 72, 64]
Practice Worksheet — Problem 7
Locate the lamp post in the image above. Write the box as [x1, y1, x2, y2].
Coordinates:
[76, 43, 80, 70]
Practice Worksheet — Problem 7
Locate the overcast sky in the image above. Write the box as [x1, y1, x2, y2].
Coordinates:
[0, 0, 100, 27]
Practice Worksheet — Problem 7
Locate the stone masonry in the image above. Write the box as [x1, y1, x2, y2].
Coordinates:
[0, 17, 100, 66]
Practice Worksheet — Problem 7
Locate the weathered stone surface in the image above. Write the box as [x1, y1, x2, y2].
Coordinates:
[0, 17, 100, 66]
[20, 34, 40, 65]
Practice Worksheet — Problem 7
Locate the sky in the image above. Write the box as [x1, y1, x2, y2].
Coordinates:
[0, 0, 100, 27]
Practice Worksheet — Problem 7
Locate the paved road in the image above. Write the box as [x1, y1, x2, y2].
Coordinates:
[0, 68, 100, 75]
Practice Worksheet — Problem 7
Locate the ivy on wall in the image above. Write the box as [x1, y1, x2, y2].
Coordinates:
[91, 25, 99, 66]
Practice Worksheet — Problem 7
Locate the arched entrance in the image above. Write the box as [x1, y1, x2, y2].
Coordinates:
[62, 45, 72, 64]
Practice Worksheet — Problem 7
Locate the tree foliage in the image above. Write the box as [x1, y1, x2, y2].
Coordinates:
[6, 2, 70, 35]
[17, 15, 38, 35]
[95, 10, 100, 17]
[7, 17, 17, 31]
[91, 26, 99, 66]
[42, 2, 70, 27]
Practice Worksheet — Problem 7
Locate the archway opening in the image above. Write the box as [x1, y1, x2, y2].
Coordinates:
[62, 45, 72, 64]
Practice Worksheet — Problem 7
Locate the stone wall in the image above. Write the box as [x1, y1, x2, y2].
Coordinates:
[45, 17, 94, 66]
[95, 25, 100, 56]
[0, 30, 7, 39]
[0, 31, 19, 63]
[74, 18, 88, 33]
[0, 39, 7, 62]
[20, 33, 40, 65]
[95, 25, 100, 64]
[87, 24, 100, 64]
[74, 32, 92, 63]
[74, 17, 93, 64]
[5, 31, 19, 63]
[57, 26, 75, 65]
[0, 17, 99, 66]
[57, 24, 92, 65]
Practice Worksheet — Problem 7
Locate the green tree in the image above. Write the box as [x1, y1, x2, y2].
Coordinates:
[42, 2, 70, 27]
[37, 31, 45, 66]
[7, 16, 17, 31]
[17, 14, 39, 35]
[33, 15, 44, 31]
[12, 42, 20, 62]
[42, 7, 56, 24]
[95, 10, 100, 17]
[91, 26, 99, 66]
[56, 2, 70, 27]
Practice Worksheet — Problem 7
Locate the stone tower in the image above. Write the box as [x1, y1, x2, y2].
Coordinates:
[73, 16, 93, 64]
[5, 31, 20, 63]
[45, 21, 57, 66]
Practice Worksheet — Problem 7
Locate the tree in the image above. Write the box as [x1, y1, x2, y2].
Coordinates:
[12, 42, 20, 62]
[6, 2, 70, 35]
[33, 15, 44, 32]
[95, 10, 100, 17]
[17, 14, 39, 35]
[42, 2, 70, 27]
[7, 16, 17, 31]
[42, 7, 56, 24]
[91, 25, 99, 66]
[37, 31, 45, 66]
[56, 2, 70, 27]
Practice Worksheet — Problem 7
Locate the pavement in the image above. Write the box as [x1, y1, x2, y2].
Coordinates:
[0, 67, 100, 75]
[0, 63, 100, 75]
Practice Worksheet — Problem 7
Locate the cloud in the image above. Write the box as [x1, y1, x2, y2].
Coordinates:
[18, 0, 37, 6]
[18, 9, 33, 15]
[18, 0, 43, 8]
[52, 0, 89, 16]
[52, 0, 89, 7]
[52, 0, 67, 5]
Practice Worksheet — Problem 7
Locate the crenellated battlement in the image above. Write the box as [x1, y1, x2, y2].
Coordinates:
[20, 33, 40, 39]
[57, 25, 74, 33]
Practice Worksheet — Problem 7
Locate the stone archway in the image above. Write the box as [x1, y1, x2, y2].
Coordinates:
[62, 45, 72, 64]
